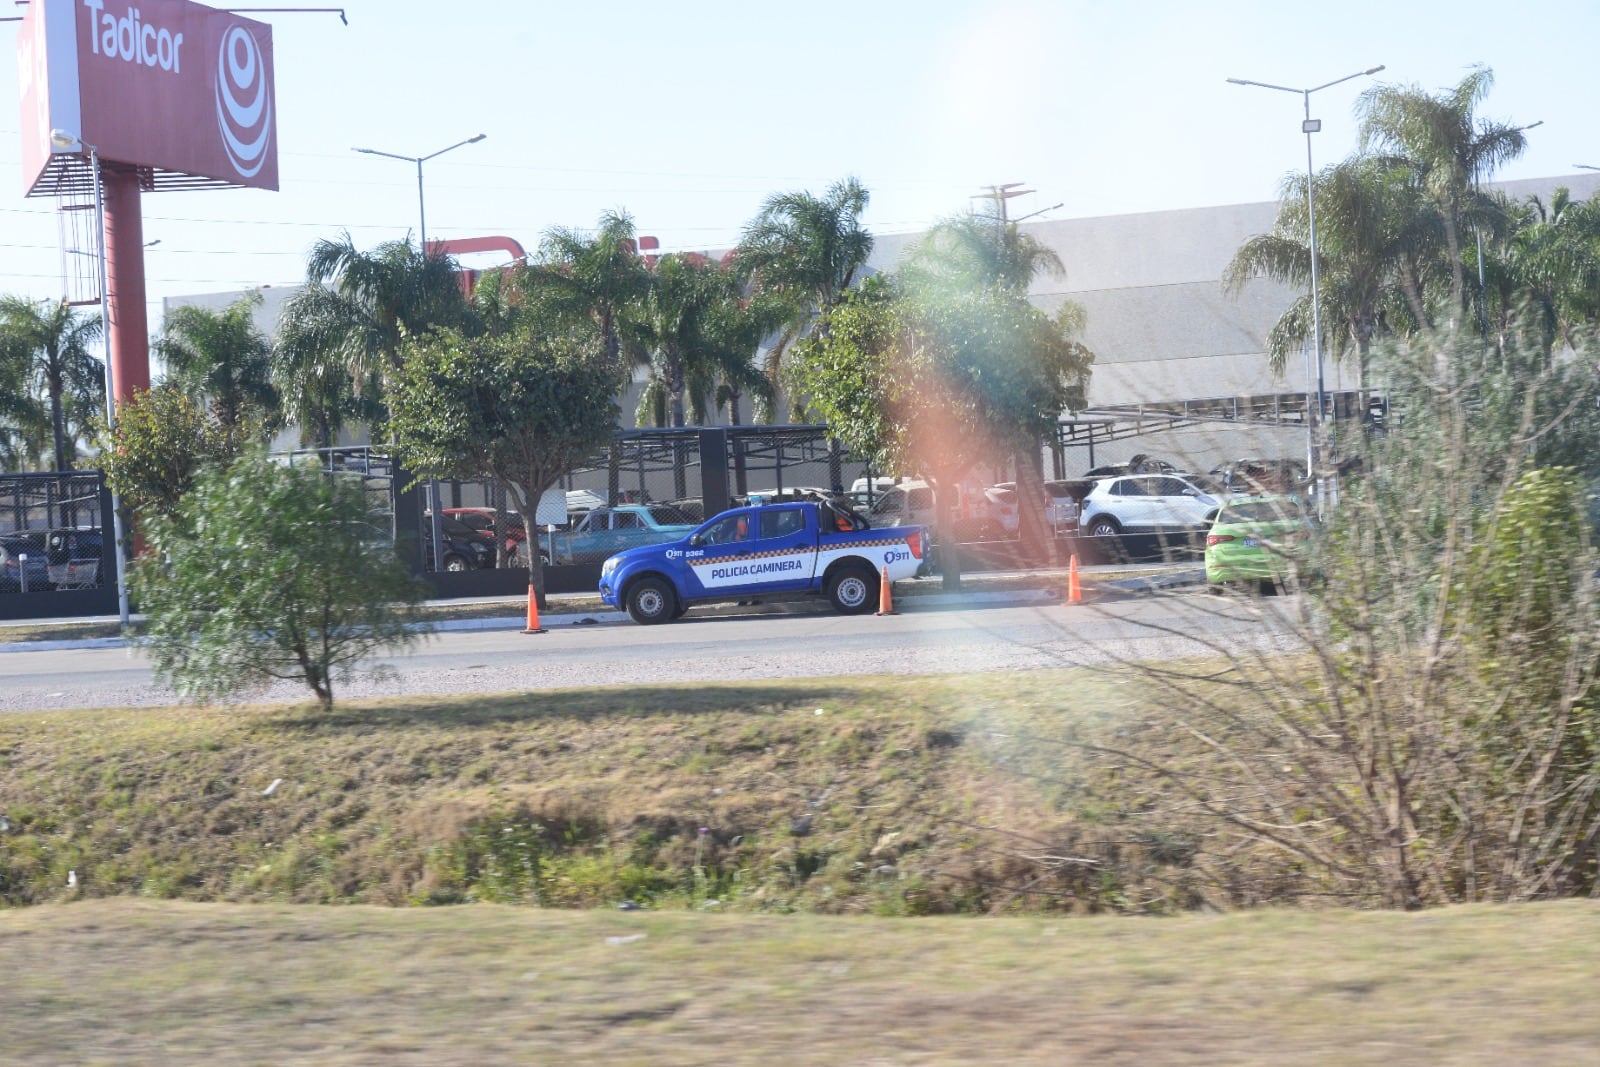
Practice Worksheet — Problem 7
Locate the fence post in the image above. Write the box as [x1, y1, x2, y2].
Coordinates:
[698, 428, 730, 517]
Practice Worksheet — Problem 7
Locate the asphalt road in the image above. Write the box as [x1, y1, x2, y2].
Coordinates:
[0, 594, 1302, 712]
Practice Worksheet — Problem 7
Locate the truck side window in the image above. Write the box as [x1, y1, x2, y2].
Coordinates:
[768, 509, 805, 538]
[698, 515, 749, 545]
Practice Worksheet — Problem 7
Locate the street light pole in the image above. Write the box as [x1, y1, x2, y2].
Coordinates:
[352, 134, 485, 574]
[353, 133, 485, 252]
[1227, 65, 1384, 494]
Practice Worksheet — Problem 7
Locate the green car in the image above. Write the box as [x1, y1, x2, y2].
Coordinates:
[1205, 496, 1313, 593]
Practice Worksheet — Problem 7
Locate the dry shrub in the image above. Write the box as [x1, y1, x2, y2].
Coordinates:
[1063, 328, 1600, 908]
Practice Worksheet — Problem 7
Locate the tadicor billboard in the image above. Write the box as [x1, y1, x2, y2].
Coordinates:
[18, 0, 278, 194]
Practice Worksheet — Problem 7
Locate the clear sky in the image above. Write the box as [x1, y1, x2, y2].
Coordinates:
[2, 0, 1596, 325]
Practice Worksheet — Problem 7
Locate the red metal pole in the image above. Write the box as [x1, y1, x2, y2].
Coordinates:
[102, 166, 150, 406]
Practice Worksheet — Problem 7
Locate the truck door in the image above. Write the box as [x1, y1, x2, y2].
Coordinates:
[681, 506, 817, 598]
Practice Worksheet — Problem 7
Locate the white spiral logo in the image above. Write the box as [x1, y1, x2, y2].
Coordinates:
[215, 26, 272, 178]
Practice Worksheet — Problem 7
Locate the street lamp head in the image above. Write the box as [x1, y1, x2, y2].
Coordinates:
[468, 133, 486, 144]
[49, 129, 81, 150]
[1363, 65, 1386, 76]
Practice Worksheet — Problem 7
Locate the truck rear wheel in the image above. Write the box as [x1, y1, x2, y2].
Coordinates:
[626, 577, 676, 625]
[827, 565, 877, 615]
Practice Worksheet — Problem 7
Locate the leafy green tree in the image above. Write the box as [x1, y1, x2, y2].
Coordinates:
[735, 177, 874, 386]
[387, 320, 619, 605]
[792, 267, 1092, 587]
[0, 297, 104, 471]
[134, 451, 430, 710]
[154, 293, 279, 433]
[96, 388, 245, 522]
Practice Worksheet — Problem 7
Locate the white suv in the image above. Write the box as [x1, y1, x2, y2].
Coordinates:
[1079, 474, 1225, 537]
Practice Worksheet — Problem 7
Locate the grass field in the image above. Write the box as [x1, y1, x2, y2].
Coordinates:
[0, 672, 1135, 913]
[3, 670, 1598, 1063]
[5, 898, 1598, 1065]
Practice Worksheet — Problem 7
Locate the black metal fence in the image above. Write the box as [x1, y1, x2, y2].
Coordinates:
[0, 471, 118, 621]
[5, 426, 1183, 621]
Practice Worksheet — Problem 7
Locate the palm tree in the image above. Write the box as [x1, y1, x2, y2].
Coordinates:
[700, 290, 781, 429]
[524, 210, 651, 378]
[0, 330, 48, 469]
[735, 177, 874, 383]
[274, 233, 471, 445]
[155, 293, 279, 433]
[0, 297, 104, 471]
[1225, 158, 1438, 383]
[635, 254, 734, 430]
[896, 210, 1094, 560]
[900, 211, 1063, 294]
[1358, 66, 1532, 325]
[272, 288, 380, 450]
[297, 232, 471, 379]
[1479, 189, 1600, 355]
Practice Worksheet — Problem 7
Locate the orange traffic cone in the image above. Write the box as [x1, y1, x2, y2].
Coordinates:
[522, 583, 547, 634]
[1067, 554, 1083, 603]
[875, 565, 898, 616]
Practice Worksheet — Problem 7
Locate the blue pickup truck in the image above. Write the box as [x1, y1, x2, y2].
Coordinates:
[599, 499, 931, 624]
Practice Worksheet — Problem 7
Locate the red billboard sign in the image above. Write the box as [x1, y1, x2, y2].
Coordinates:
[19, 0, 278, 194]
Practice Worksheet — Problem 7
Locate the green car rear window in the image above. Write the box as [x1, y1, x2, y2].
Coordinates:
[1220, 501, 1304, 523]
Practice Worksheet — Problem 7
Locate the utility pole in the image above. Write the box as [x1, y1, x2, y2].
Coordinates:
[973, 182, 1034, 223]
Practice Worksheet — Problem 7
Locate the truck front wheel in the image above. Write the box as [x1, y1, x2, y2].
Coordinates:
[626, 577, 676, 625]
[827, 565, 878, 615]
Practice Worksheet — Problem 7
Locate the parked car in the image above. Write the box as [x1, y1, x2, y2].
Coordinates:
[982, 486, 1020, 535]
[46, 527, 104, 589]
[421, 513, 498, 572]
[661, 498, 707, 523]
[1042, 480, 1086, 530]
[1205, 495, 1314, 592]
[865, 479, 1001, 542]
[742, 486, 832, 506]
[1209, 458, 1309, 496]
[443, 507, 528, 564]
[543, 504, 699, 565]
[1078, 473, 1226, 537]
[995, 480, 1083, 533]
[1084, 454, 1179, 479]
[0, 532, 51, 593]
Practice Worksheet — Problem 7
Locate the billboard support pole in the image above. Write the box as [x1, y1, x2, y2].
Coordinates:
[90, 147, 132, 630]
[102, 166, 151, 407]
